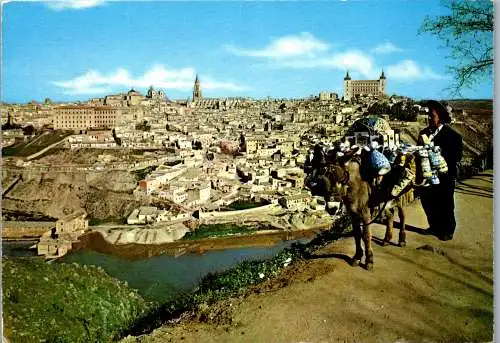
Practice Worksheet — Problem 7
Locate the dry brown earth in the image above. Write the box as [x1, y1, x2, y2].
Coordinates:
[1, 168, 145, 219]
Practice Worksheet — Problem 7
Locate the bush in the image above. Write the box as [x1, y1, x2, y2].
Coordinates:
[133, 166, 156, 181]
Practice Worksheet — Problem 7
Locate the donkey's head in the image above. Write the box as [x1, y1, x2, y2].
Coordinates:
[327, 146, 362, 187]
[306, 145, 362, 199]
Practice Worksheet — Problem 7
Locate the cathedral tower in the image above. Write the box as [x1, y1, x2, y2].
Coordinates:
[193, 74, 202, 101]
[343, 71, 352, 102]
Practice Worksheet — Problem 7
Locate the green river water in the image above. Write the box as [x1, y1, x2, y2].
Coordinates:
[2, 238, 309, 303]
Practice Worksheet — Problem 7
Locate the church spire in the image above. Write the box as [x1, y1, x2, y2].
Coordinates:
[344, 70, 351, 81]
[380, 69, 386, 79]
[193, 74, 202, 101]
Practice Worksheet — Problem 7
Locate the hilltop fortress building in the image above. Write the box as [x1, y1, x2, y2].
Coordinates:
[343, 71, 386, 102]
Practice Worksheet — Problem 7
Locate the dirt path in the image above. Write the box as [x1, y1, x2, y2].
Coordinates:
[124, 171, 494, 343]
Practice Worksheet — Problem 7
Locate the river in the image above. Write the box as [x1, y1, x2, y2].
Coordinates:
[2, 237, 310, 303]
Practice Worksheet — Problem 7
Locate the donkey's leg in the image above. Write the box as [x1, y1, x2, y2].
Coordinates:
[383, 207, 395, 246]
[362, 209, 374, 271]
[351, 219, 363, 267]
[398, 204, 407, 247]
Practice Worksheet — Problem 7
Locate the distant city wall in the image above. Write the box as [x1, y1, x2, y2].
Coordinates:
[3, 155, 178, 175]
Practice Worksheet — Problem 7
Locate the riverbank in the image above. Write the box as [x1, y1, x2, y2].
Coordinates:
[1, 238, 39, 242]
[71, 227, 327, 260]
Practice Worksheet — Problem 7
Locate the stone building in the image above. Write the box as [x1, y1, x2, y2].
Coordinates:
[103, 89, 145, 107]
[55, 210, 88, 234]
[37, 210, 88, 258]
[343, 71, 386, 102]
[53, 105, 118, 130]
[319, 91, 338, 101]
[124, 89, 143, 106]
[279, 193, 312, 211]
[193, 74, 202, 101]
[245, 134, 267, 154]
[147, 86, 166, 100]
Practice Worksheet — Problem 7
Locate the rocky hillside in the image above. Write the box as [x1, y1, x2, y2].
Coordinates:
[2, 168, 148, 220]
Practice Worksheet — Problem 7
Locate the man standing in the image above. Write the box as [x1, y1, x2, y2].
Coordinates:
[419, 100, 463, 241]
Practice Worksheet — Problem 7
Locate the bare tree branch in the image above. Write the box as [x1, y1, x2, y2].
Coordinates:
[419, 0, 493, 96]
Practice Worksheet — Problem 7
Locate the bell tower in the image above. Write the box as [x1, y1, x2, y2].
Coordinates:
[379, 70, 387, 96]
[343, 71, 352, 102]
[193, 74, 202, 101]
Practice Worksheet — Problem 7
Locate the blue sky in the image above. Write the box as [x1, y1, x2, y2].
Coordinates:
[1, 0, 494, 103]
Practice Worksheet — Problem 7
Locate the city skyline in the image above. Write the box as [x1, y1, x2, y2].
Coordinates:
[2, 0, 494, 103]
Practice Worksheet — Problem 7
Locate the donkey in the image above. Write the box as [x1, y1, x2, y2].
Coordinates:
[307, 147, 412, 271]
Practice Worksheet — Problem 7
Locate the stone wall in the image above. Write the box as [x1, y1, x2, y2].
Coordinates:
[199, 204, 280, 221]
[2, 221, 55, 238]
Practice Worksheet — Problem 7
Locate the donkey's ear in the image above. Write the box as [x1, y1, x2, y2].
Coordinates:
[338, 146, 360, 165]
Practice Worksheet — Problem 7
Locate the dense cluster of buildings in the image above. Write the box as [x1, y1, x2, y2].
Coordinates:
[3, 73, 423, 233]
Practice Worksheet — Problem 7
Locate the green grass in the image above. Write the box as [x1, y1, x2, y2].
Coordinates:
[133, 166, 157, 181]
[2, 258, 152, 343]
[224, 200, 269, 211]
[182, 223, 257, 240]
[2, 131, 73, 157]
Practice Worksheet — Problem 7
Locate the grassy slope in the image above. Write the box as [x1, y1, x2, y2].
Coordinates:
[2, 258, 152, 343]
[2, 131, 72, 157]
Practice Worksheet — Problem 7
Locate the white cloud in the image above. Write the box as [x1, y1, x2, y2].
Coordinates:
[225, 32, 329, 58]
[223, 33, 444, 84]
[371, 42, 403, 54]
[225, 34, 378, 78]
[276, 50, 377, 78]
[329, 51, 376, 77]
[45, 0, 106, 10]
[53, 65, 246, 95]
[386, 60, 446, 81]
[2, 0, 106, 10]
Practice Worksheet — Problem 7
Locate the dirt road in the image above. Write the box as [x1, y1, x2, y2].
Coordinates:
[125, 171, 494, 343]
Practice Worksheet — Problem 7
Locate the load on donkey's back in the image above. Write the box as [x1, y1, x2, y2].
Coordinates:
[304, 115, 449, 205]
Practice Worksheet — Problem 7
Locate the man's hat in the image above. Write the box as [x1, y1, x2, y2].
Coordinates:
[425, 100, 452, 124]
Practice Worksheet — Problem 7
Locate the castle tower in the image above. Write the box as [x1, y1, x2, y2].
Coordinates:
[379, 70, 387, 96]
[193, 74, 202, 101]
[343, 71, 352, 102]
